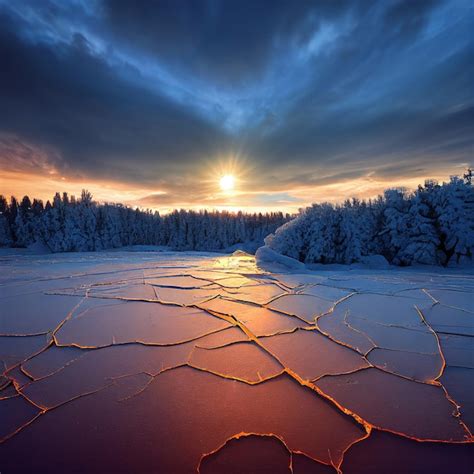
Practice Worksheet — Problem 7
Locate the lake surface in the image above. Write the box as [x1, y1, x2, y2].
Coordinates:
[1, 250, 473, 473]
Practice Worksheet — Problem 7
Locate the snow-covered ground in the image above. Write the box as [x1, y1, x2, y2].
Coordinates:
[1, 250, 473, 473]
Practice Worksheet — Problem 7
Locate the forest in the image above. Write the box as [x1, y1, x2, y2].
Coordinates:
[266, 175, 474, 266]
[0, 190, 289, 252]
[1, 174, 473, 266]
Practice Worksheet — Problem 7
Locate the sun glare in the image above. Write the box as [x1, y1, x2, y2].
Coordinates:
[219, 174, 235, 192]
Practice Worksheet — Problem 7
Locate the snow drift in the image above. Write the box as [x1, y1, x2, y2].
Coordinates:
[255, 245, 306, 272]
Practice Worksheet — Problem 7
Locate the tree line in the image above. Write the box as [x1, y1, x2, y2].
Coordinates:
[0, 190, 290, 252]
[266, 173, 474, 266]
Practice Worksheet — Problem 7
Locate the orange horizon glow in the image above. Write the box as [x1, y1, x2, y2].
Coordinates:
[1, 163, 469, 215]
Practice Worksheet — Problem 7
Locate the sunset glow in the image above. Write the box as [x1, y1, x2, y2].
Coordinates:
[0, 1, 471, 212]
[1, 164, 469, 214]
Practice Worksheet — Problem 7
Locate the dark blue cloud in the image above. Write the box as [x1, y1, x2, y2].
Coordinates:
[101, 0, 361, 84]
[0, 7, 230, 185]
[0, 0, 472, 193]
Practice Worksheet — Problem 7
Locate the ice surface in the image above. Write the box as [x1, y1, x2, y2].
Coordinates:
[268, 294, 335, 323]
[222, 282, 286, 305]
[1, 369, 366, 472]
[198, 297, 310, 336]
[0, 250, 473, 472]
[298, 284, 351, 301]
[0, 334, 51, 371]
[147, 275, 213, 288]
[21, 343, 196, 408]
[0, 395, 41, 442]
[0, 293, 83, 334]
[325, 293, 426, 328]
[199, 434, 292, 474]
[22, 345, 89, 379]
[259, 329, 369, 381]
[341, 430, 473, 474]
[292, 453, 337, 473]
[438, 333, 474, 369]
[195, 326, 249, 349]
[421, 304, 474, 336]
[367, 347, 443, 382]
[440, 367, 474, 431]
[317, 307, 376, 355]
[89, 282, 159, 300]
[152, 286, 221, 305]
[55, 301, 232, 347]
[314, 368, 469, 441]
[189, 342, 283, 383]
[426, 289, 474, 313]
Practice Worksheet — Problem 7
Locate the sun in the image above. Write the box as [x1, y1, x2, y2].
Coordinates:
[219, 174, 235, 192]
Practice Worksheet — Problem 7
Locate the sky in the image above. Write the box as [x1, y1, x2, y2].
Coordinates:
[0, 0, 472, 213]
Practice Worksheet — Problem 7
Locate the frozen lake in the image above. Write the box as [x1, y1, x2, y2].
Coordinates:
[1, 250, 473, 473]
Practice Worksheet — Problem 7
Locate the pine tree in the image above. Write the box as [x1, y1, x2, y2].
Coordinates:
[0, 195, 12, 246]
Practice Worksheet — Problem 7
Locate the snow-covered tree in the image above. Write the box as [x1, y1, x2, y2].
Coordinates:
[5, 174, 471, 266]
[0, 195, 12, 246]
[1, 191, 287, 253]
[266, 173, 473, 267]
[430, 177, 474, 264]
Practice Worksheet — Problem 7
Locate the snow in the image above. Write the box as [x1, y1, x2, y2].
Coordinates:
[0, 193, 288, 253]
[356, 254, 390, 269]
[255, 245, 306, 272]
[2, 178, 472, 271]
[266, 177, 474, 267]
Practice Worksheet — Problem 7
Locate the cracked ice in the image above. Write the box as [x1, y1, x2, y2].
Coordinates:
[0, 250, 473, 473]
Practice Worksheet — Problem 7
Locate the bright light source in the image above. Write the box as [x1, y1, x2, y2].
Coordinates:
[219, 174, 235, 192]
